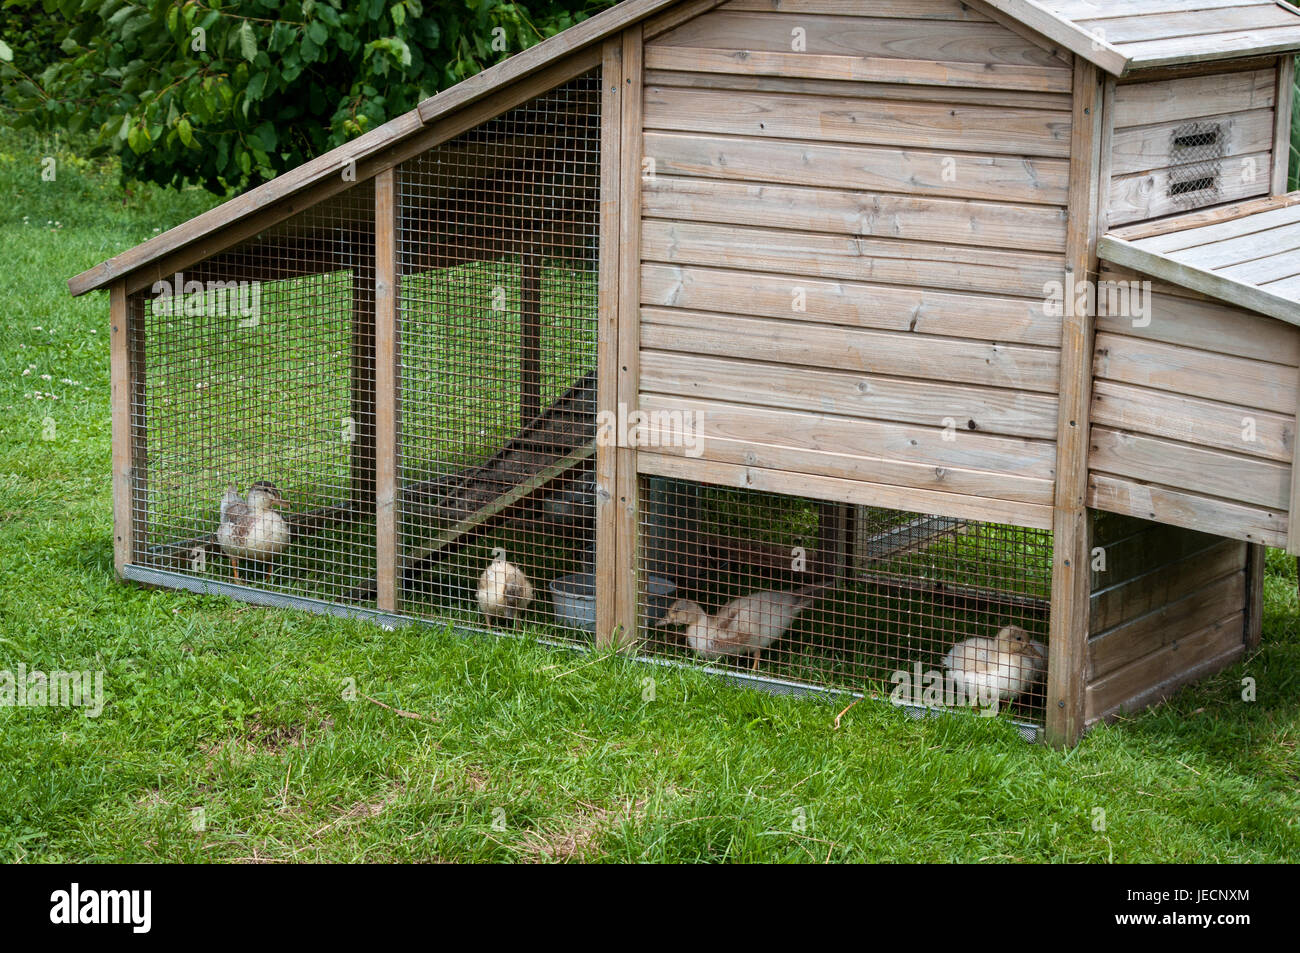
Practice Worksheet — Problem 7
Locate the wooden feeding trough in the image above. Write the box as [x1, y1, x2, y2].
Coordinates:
[71, 0, 1300, 745]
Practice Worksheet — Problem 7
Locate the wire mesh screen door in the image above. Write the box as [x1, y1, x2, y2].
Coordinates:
[128, 183, 378, 603]
[639, 480, 1053, 725]
[395, 71, 602, 640]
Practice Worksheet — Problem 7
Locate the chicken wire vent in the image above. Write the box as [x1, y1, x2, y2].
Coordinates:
[393, 70, 602, 641]
[637, 479, 1053, 723]
[1167, 120, 1225, 208]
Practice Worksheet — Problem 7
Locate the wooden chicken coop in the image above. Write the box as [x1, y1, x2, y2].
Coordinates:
[71, 0, 1300, 745]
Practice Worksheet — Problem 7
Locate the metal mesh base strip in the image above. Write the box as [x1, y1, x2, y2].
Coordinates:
[123, 564, 1040, 743]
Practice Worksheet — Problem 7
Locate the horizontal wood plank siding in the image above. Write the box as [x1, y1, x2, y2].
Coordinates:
[637, 1, 1069, 521]
[1087, 282, 1300, 545]
[1105, 67, 1278, 227]
[1085, 513, 1248, 725]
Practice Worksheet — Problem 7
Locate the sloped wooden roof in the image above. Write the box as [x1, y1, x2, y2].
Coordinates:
[1099, 192, 1300, 325]
[70, 0, 1300, 296]
[69, 0, 685, 296]
[982, 0, 1300, 74]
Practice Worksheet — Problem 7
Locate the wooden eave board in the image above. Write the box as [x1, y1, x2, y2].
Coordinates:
[68, 0, 687, 297]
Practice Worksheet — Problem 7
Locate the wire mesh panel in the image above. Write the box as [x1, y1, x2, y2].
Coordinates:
[395, 71, 602, 640]
[638, 479, 1053, 724]
[129, 182, 377, 603]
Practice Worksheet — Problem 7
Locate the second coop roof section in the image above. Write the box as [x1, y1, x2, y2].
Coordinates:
[1099, 192, 1300, 326]
[982, 0, 1300, 74]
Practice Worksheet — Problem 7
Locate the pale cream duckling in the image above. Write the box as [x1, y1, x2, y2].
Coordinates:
[942, 624, 1046, 706]
[657, 582, 829, 670]
[217, 481, 290, 583]
[476, 555, 534, 627]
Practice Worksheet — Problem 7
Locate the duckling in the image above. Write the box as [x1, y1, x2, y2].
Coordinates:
[217, 481, 290, 584]
[942, 624, 1046, 707]
[476, 555, 534, 627]
[657, 581, 829, 670]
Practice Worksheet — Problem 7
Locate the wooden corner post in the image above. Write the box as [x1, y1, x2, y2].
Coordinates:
[595, 25, 644, 649]
[110, 280, 134, 578]
[595, 37, 624, 646]
[374, 168, 399, 613]
[1046, 59, 1104, 748]
[614, 25, 645, 651]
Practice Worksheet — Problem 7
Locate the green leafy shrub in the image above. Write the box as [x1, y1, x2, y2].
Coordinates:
[0, 0, 614, 193]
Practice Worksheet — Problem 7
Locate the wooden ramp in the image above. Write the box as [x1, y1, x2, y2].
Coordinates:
[400, 371, 597, 566]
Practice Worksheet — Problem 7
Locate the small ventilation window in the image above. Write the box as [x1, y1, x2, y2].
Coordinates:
[1167, 120, 1225, 207]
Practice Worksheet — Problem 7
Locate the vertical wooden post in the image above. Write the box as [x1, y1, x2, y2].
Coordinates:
[613, 24, 644, 650]
[110, 280, 133, 578]
[1046, 60, 1104, 748]
[1244, 543, 1266, 653]
[374, 169, 399, 613]
[595, 37, 624, 646]
[1272, 55, 1295, 196]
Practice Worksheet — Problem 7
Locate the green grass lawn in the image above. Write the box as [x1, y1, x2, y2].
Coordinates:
[2, 129, 1300, 863]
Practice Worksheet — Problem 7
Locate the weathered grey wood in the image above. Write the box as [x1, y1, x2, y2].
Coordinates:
[651, 10, 1069, 68]
[1273, 53, 1296, 193]
[644, 131, 1071, 205]
[641, 307, 1061, 392]
[641, 263, 1062, 346]
[976, 0, 1131, 74]
[1109, 108, 1274, 177]
[1047, 59, 1103, 749]
[1106, 189, 1300, 241]
[1099, 232, 1300, 326]
[722, 0, 989, 18]
[643, 85, 1072, 156]
[110, 282, 133, 576]
[1095, 316, 1300, 387]
[637, 452, 1055, 529]
[1112, 68, 1276, 126]
[1091, 425, 1290, 509]
[643, 0, 729, 39]
[1289, 364, 1300, 554]
[1124, 26, 1300, 71]
[596, 37, 624, 647]
[641, 220, 1066, 298]
[643, 66, 1073, 109]
[1050, 0, 1268, 19]
[1216, 245, 1300, 283]
[637, 423, 1057, 503]
[1107, 151, 1273, 226]
[1131, 198, 1300, 253]
[643, 44, 1072, 92]
[1081, 5, 1298, 46]
[612, 24, 644, 650]
[641, 175, 1069, 253]
[373, 169, 398, 613]
[1091, 379, 1294, 461]
[1088, 471, 1289, 546]
[1085, 613, 1245, 723]
[640, 350, 1061, 439]
[1090, 570, 1246, 677]
[639, 392, 1058, 481]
